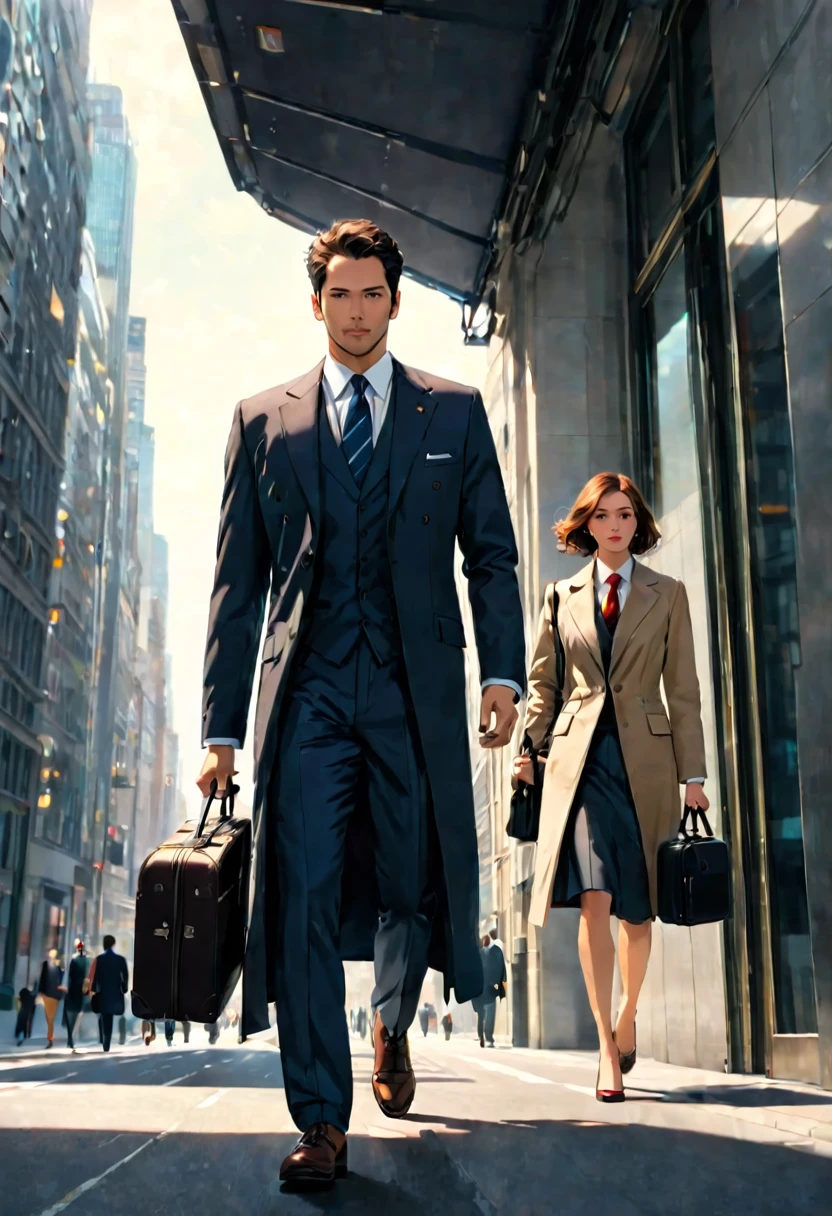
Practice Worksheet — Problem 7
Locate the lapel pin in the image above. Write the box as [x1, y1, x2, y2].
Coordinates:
[417, 404, 425, 413]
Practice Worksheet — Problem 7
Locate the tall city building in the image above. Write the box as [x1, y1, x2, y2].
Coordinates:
[84, 84, 138, 940]
[0, 0, 93, 1003]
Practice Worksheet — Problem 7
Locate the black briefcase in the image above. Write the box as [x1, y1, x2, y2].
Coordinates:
[657, 807, 730, 926]
[131, 780, 251, 1023]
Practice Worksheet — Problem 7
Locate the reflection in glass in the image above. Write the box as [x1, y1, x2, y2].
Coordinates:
[635, 60, 677, 260]
[731, 203, 817, 1035]
[646, 254, 699, 519]
[680, 0, 716, 175]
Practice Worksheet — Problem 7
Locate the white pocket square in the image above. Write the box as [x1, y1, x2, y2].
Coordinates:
[426, 452, 453, 460]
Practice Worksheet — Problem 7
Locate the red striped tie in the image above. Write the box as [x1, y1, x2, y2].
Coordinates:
[602, 573, 623, 634]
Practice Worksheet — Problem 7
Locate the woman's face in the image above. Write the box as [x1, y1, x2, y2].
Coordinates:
[588, 491, 638, 556]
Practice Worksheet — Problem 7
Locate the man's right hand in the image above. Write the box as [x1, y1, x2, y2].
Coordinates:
[196, 745, 238, 798]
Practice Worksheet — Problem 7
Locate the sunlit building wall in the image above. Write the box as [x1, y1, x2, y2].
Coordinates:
[0, 0, 92, 1001]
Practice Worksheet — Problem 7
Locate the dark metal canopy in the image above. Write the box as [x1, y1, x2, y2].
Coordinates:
[172, 1, 555, 307]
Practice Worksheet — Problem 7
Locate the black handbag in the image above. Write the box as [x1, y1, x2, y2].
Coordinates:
[507, 732, 543, 842]
[507, 589, 563, 843]
[657, 806, 730, 926]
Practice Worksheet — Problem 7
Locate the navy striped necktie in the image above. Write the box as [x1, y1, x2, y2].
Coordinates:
[342, 373, 373, 486]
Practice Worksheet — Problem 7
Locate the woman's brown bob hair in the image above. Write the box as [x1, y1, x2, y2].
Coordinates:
[306, 218, 404, 302]
[554, 472, 661, 556]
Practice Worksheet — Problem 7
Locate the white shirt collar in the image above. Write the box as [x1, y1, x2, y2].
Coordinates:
[323, 350, 394, 402]
[595, 555, 635, 587]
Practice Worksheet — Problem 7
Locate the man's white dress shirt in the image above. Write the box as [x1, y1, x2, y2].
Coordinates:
[205, 353, 521, 748]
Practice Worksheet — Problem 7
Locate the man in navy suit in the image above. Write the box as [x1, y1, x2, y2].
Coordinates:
[90, 935, 129, 1053]
[197, 219, 525, 1186]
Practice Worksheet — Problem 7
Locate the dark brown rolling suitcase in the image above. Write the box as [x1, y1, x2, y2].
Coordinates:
[131, 781, 251, 1023]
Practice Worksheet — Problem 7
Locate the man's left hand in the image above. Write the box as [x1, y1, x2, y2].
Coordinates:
[479, 685, 518, 749]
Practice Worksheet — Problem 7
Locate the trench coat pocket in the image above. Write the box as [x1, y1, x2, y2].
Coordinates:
[433, 614, 466, 647]
[647, 713, 672, 735]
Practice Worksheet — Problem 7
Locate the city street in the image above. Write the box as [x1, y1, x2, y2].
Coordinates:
[3, 1028, 832, 1215]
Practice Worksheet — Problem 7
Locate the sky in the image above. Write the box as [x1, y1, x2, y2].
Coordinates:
[88, 0, 488, 816]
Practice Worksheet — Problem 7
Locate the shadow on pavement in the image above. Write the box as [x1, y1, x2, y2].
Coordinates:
[5, 1116, 832, 1216]
[661, 1083, 832, 1108]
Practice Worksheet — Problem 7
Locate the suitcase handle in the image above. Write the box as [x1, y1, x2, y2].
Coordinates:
[193, 778, 239, 841]
[678, 805, 715, 839]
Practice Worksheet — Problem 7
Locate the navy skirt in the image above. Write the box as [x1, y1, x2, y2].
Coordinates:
[551, 724, 652, 924]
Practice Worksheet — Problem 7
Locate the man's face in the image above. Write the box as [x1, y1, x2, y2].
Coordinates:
[312, 254, 400, 359]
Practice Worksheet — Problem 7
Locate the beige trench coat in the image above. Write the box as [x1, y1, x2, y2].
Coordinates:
[525, 560, 707, 926]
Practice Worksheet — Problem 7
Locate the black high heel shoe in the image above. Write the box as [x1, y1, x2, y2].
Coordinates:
[595, 1055, 625, 1103]
[613, 1019, 637, 1075]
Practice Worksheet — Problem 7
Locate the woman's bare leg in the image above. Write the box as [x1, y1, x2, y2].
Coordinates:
[615, 918, 652, 1054]
[578, 890, 621, 1091]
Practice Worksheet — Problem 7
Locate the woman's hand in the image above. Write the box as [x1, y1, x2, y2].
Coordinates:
[512, 754, 535, 786]
[684, 782, 709, 811]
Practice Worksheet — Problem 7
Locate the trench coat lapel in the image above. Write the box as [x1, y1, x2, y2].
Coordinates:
[280, 359, 325, 530]
[610, 561, 661, 674]
[388, 361, 436, 518]
[566, 561, 604, 676]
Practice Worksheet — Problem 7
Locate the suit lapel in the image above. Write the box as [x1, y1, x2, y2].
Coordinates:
[280, 359, 325, 530]
[610, 561, 661, 674]
[566, 561, 604, 676]
[388, 360, 436, 519]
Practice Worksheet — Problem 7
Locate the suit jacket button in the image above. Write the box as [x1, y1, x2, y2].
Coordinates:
[432, 481, 441, 490]
[422, 514, 430, 524]
[301, 547, 314, 569]
[613, 683, 622, 693]
[622, 722, 629, 728]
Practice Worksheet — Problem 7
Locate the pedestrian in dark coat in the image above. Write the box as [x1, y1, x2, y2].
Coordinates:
[89, 935, 129, 1052]
[472, 936, 506, 1047]
[194, 219, 525, 1184]
[37, 950, 65, 1048]
[63, 940, 89, 1052]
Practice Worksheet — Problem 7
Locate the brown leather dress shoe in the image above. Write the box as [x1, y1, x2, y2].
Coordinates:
[279, 1123, 348, 1188]
[372, 1013, 416, 1118]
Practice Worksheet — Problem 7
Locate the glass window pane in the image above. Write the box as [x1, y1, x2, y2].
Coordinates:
[731, 201, 816, 1035]
[647, 254, 699, 519]
[680, 1, 716, 175]
[635, 62, 677, 260]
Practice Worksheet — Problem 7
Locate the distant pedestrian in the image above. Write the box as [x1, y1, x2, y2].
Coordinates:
[14, 986, 36, 1046]
[63, 940, 89, 1053]
[164, 1019, 191, 1046]
[89, 934, 129, 1052]
[205, 1021, 220, 1045]
[473, 935, 506, 1048]
[441, 1011, 453, 1041]
[118, 1015, 128, 1045]
[418, 1002, 430, 1037]
[37, 949, 66, 1049]
[142, 1020, 157, 1046]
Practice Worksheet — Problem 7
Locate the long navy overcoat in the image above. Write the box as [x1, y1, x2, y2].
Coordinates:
[201, 358, 526, 1036]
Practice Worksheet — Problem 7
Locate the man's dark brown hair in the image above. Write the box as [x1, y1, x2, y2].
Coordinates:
[306, 218, 404, 303]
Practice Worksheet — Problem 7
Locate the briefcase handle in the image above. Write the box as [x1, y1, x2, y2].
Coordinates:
[677, 805, 715, 840]
[194, 778, 239, 840]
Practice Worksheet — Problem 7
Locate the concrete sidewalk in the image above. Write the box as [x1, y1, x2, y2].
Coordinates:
[6, 1005, 831, 1150]
[416, 1032, 832, 1153]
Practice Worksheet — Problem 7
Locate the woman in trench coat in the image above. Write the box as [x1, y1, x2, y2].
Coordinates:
[513, 472, 708, 1101]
